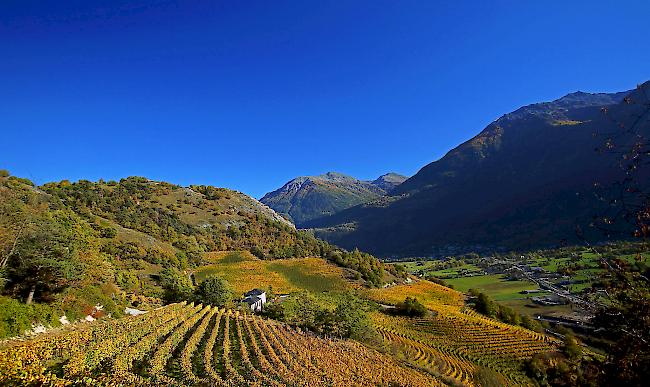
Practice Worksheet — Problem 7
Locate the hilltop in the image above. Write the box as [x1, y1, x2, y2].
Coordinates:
[260, 171, 406, 226]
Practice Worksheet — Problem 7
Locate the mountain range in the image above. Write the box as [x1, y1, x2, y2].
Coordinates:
[260, 172, 406, 226]
[299, 81, 650, 257]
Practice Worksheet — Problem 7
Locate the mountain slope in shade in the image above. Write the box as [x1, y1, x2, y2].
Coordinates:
[305, 82, 650, 257]
[260, 172, 406, 226]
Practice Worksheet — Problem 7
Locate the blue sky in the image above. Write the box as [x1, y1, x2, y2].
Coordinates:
[2, 1, 649, 198]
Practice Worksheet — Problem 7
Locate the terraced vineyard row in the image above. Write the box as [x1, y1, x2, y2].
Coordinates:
[369, 280, 560, 386]
[380, 328, 477, 386]
[0, 302, 442, 386]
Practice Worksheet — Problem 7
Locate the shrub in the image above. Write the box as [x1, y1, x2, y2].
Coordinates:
[99, 225, 117, 238]
[159, 267, 194, 303]
[394, 297, 428, 317]
[194, 275, 232, 307]
[61, 285, 124, 320]
[0, 296, 61, 339]
[521, 314, 543, 333]
[0, 297, 36, 338]
[563, 334, 582, 360]
[472, 291, 498, 318]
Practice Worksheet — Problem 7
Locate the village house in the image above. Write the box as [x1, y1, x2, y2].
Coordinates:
[242, 289, 266, 312]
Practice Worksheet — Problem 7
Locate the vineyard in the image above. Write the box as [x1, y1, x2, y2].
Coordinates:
[368, 280, 560, 386]
[0, 302, 441, 386]
[0, 279, 561, 386]
[197, 253, 359, 295]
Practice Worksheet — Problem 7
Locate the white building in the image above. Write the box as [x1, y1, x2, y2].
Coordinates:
[242, 289, 266, 312]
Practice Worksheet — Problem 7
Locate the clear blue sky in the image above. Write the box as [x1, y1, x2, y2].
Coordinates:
[2, 1, 649, 198]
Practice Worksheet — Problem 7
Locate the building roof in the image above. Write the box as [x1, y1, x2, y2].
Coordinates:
[245, 288, 265, 296]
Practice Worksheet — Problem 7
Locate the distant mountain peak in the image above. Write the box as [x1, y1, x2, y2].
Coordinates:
[260, 171, 403, 226]
[372, 173, 407, 192]
[314, 172, 357, 182]
[555, 89, 628, 105]
[321, 171, 346, 178]
[375, 172, 406, 181]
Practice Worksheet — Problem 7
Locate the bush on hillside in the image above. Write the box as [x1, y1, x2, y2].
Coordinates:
[469, 289, 498, 317]
[0, 296, 61, 339]
[159, 267, 194, 303]
[59, 285, 125, 321]
[194, 275, 232, 307]
[426, 275, 455, 289]
[326, 249, 384, 287]
[394, 296, 428, 317]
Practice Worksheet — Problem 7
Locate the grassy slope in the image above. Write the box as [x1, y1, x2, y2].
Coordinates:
[445, 274, 538, 301]
[154, 186, 290, 229]
[195, 251, 360, 296]
[109, 219, 178, 254]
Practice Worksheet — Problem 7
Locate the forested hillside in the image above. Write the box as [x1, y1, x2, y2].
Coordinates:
[41, 177, 323, 261]
[0, 173, 394, 338]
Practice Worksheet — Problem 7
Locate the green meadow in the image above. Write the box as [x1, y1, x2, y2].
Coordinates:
[444, 274, 541, 301]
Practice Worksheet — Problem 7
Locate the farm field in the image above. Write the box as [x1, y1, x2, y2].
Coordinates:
[501, 299, 575, 319]
[395, 261, 539, 300]
[393, 265, 543, 302]
[444, 274, 541, 301]
[400, 261, 482, 275]
[367, 280, 559, 386]
[196, 251, 358, 296]
[0, 302, 442, 386]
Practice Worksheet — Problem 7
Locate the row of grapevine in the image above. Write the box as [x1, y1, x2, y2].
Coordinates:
[379, 327, 477, 386]
[65, 302, 190, 377]
[0, 304, 442, 386]
[367, 279, 560, 386]
[374, 311, 556, 386]
[0, 302, 192, 385]
[180, 307, 218, 384]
